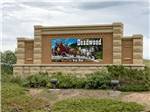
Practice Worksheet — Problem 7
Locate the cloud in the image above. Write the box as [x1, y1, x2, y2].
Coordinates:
[77, 1, 138, 10]
[1, 0, 150, 59]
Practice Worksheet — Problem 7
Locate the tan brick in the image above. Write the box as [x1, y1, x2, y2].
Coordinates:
[17, 48, 25, 53]
[34, 36, 42, 42]
[18, 42, 25, 48]
[113, 39, 121, 46]
[133, 53, 142, 59]
[17, 60, 24, 64]
[34, 42, 42, 47]
[113, 59, 122, 64]
[34, 54, 42, 59]
[133, 39, 143, 46]
[16, 53, 25, 59]
[113, 27, 123, 33]
[133, 46, 142, 52]
[113, 53, 121, 59]
[133, 59, 143, 64]
[113, 47, 121, 52]
[33, 60, 41, 64]
[113, 34, 122, 39]
[34, 48, 42, 53]
[30, 67, 40, 72]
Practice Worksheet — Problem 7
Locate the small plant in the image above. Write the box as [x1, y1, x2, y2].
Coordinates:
[50, 73, 85, 89]
[85, 71, 111, 89]
[22, 73, 50, 88]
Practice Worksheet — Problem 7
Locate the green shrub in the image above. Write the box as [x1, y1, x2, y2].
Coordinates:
[51, 73, 86, 89]
[22, 73, 50, 88]
[119, 83, 150, 92]
[7, 65, 150, 91]
[1, 72, 13, 83]
[1, 64, 13, 74]
[10, 75, 24, 85]
[85, 71, 111, 89]
[52, 98, 144, 112]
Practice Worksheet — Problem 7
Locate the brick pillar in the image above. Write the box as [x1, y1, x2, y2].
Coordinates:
[133, 34, 143, 64]
[16, 38, 25, 64]
[14, 38, 25, 75]
[112, 22, 123, 64]
[33, 25, 42, 64]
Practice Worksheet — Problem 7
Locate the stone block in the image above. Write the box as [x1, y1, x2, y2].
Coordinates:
[33, 60, 41, 64]
[133, 53, 142, 59]
[133, 39, 143, 46]
[34, 53, 42, 59]
[113, 27, 123, 33]
[16, 53, 25, 59]
[17, 42, 25, 48]
[34, 48, 42, 53]
[17, 48, 25, 53]
[113, 53, 121, 59]
[34, 42, 42, 47]
[30, 67, 41, 72]
[113, 47, 121, 52]
[113, 40, 121, 46]
[133, 59, 143, 64]
[113, 59, 122, 64]
[133, 46, 142, 52]
[113, 34, 122, 39]
[34, 36, 42, 42]
[17, 60, 24, 64]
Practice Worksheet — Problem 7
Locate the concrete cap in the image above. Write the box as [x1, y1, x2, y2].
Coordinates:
[17, 37, 33, 41]
[132, 34, 143, 39]
[112, 22, 123, 27]
[34, 25, 43, 29]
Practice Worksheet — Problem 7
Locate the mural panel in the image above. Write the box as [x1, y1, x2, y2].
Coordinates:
[51, 38, 103, 62]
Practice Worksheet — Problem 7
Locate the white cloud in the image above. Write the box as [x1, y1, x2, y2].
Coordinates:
[1, 0, 150, 59]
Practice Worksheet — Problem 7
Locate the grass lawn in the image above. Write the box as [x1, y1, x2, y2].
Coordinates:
[144, 59, 150, 67]
[1, 82, 146, 112]
[52, 98, 144, 112]
[1, 83, 51, 112]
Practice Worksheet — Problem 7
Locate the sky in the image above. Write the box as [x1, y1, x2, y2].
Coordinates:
[1, 0, 150, 59]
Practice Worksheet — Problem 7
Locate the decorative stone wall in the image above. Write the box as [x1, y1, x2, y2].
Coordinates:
[133, 34, 143, 64]
[34, 25, 42, 64]
[112, 22, 123, 64]
[13, 22, 144, 76]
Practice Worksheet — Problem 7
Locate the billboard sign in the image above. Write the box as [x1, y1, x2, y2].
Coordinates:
[51, 38, 103, 62]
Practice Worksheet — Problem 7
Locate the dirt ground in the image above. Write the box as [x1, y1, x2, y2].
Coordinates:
[122, 92, 150, 111]
[29, 89, 150, 111]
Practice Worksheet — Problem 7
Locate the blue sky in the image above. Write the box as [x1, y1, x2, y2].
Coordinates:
[1, 0, 150, 59]
[51, 38, 77, 49]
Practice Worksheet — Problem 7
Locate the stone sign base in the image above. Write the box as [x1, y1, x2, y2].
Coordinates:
[13, 64, 145, 76]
